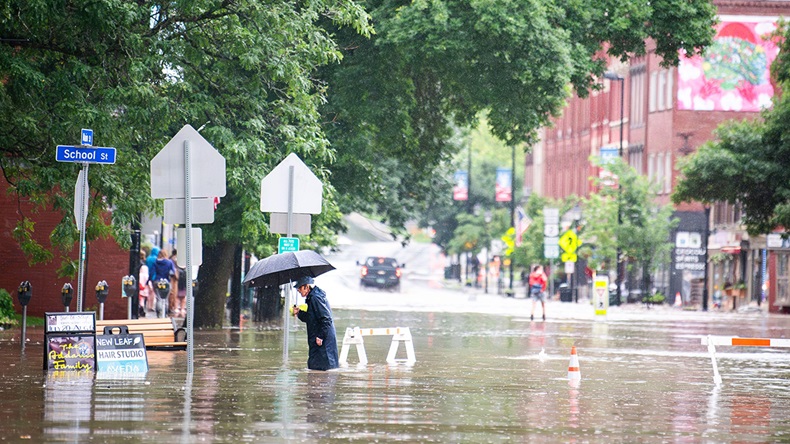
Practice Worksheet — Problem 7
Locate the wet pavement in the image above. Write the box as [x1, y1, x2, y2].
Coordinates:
[2, 299, 790, 443]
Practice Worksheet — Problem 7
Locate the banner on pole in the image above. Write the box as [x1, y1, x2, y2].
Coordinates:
[495, 167, 511, 202]
[453, 170, 468, 201]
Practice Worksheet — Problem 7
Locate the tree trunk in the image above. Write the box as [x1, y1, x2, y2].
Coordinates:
[195, 240, 236, 328]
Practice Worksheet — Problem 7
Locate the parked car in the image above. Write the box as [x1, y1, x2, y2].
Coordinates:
[358, 257, 404, 292]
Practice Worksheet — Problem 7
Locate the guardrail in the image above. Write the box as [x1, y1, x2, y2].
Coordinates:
[701, 335, 790, 384]
[339, 327, 416, 366]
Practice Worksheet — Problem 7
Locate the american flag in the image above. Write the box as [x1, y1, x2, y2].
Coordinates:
[515, 206, 531, 247]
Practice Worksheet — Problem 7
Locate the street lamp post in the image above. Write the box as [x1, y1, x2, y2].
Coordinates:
[604, 71, 625, 304]
[484, 211, 492, 294]
[702, 205, 711, 311]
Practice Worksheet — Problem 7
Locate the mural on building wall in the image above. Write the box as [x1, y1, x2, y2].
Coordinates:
[678, 18, 779, 112]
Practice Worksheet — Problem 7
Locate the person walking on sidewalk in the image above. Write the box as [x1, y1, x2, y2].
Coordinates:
[529, 265, 548, 321]
[292, 276, 339, 371]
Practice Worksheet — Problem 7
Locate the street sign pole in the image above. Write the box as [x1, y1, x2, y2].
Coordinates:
[283, 165, 296, 363]
[184, 140, 195, 374]
[76, 162, 89, 311]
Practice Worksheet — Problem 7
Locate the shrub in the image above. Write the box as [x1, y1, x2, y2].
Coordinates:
[0, 289, 17, 326]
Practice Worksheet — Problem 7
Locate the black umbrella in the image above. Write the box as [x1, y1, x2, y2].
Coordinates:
[243, 250, 335, 288]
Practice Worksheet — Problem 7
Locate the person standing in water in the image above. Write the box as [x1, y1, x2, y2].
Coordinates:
[292, 276, 339, 370]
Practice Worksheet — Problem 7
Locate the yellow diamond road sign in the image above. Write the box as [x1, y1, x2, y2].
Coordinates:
[559, 230, 580, 253]
[561, 252, 577, 263]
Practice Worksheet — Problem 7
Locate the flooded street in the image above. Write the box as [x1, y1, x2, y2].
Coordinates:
[2, 240, 789, 442]
[3, 301, 790, 442]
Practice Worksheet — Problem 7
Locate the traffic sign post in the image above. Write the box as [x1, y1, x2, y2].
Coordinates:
[593, 276, 609, 316]
[260, 153, 323, 362]
[150, 124, 226, 374]
[56, 129, 117, 311]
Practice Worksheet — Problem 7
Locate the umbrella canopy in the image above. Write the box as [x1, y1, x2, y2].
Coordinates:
[243, 250, 335, 288]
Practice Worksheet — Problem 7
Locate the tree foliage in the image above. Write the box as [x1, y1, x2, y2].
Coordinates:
[583, 159, 676, 288]
[321, 0, 716, 228]
[0, 0, 372, 325]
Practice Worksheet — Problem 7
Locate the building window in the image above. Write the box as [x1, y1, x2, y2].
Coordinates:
[630, 64, 646, 127]
[777, 253, 790, 306]
[657, 70, 666, 111]
[648, 153, 655, 182]
[666, 68, 674, 110]
[649, 71, 657, 113]
[664, 151, 672, 193]
[656, 152, 664, 190]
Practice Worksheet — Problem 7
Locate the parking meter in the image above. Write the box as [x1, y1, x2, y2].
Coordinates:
[154, 278, 170, 299]
[61, 283, 73, 311]
[17, 281, 32, 350]
[95, 280, 110, 304]
[121, 275, 136, 319]
[122, 275, 137, 298]
[17, 281, 32, 307]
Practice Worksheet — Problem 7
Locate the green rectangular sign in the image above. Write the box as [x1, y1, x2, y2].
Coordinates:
[278, 237, 299, 254]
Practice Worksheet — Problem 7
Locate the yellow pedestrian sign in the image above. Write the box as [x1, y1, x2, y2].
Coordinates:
[559, 230, 581, 254]
[593, 276, 609, 316]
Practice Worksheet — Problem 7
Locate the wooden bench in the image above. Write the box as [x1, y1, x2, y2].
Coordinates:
[96, 318, 187, 350]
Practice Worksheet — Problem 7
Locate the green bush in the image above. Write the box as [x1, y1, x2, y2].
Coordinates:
[0, 289, 17, 326]
[0, 289, 14, 318]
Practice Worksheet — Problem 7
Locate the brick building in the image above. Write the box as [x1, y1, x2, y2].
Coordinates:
[528, 1, 790, 312]
[0, 179, 131, 319]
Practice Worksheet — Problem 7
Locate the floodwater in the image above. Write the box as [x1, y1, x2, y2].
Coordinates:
[2, 306, 790, 443]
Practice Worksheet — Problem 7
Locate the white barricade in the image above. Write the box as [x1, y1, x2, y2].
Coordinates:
[701, 335, 790, 385]
[339, 327, 416, 366]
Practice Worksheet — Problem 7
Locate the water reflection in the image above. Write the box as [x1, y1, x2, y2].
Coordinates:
[44, 372, 94, 441]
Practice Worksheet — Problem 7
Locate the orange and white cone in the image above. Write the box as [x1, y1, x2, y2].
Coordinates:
[568, 346, 581, 385]
[674, 292, 682, 307]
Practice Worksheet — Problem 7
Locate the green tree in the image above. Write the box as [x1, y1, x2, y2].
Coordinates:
[582, 159, 676, 292]
[0, 0, 372, 326]
[321, 0, 716, 229]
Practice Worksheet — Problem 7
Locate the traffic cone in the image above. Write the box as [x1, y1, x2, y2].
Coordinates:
[674, 292, 682, 307]
[568, 346, 581, 384]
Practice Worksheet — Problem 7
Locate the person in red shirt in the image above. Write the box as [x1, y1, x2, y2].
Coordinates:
[528, 265, 548, 321]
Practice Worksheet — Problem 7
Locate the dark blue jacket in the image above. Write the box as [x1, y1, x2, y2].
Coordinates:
[296, 286, 338, 370]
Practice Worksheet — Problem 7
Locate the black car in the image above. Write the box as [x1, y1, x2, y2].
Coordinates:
[358, 257, 404, 291]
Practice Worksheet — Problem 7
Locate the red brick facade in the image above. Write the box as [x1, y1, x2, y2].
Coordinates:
[0, 180, 131, 319]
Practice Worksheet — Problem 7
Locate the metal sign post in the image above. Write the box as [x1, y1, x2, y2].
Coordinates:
[76, 164, 88, 311]
[56, 129, 116, 311]
[184, 139, 195, 374]
[151, 124, 225, 374]
[282, 166, 295, 362]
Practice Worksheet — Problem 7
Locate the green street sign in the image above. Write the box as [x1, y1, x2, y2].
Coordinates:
[278, 237, 299, 254]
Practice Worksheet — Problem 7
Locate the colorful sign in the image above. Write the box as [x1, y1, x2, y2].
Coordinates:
[453, 170, 468, 201]
[495, 167, 512, 202]
[678, 17, 779, 112]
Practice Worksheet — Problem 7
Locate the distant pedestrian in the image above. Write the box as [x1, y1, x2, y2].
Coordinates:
[152, 249, 176, 318]
[292, 276, 339, 371]
[138, 251, 151, 317]
[529, 265, 548, 321]
[169, 250, 180, 316]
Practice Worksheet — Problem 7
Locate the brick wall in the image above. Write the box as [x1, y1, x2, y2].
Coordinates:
[0, 180, 131, 320]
